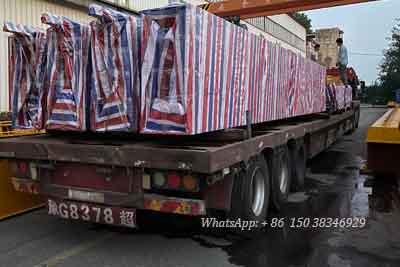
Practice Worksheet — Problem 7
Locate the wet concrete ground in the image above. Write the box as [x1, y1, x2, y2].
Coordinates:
[0, 107, 397, 267]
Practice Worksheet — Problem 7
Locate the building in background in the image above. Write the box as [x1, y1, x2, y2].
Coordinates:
[0, 0, 306, 112]
[315, 27, 344, 68]
[0, 0, 92, 113]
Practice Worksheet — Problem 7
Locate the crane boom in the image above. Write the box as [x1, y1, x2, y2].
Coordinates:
[201, 0, 377, 19]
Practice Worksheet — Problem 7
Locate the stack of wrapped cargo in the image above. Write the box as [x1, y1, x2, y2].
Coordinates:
[344, 84, 352, 108]
[4, 22, 47, 129]
[326, 84, 337, 112]
[88, 4, 141, 132]
[6, 4, 328, 135]
[326, 68, 353, 111]
[140, 5, 326, 135]
[41, 13, 90, 131]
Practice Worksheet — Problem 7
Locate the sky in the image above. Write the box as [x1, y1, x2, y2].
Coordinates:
[305, 0, 400, 85]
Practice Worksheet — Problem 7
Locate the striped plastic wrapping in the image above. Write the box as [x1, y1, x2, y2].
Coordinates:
[344, 85, 352, 108]
[4, 22, 47, 129]
[327, 84, 352, 111]
[326, 84, 338, 112]
[41, 13, 90, 131]
[140, 5, 326, 135]
[88, 4, 141, 132]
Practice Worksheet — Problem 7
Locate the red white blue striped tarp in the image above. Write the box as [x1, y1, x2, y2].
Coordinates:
[4, 22, 47, 129]
[326, 84, 338, 112]
[344, 85, 353, 109]
[41, 13, 90, 131]
[140, 4, 326, 135]
[327, 83, 352, 111]
[88, 4, 141, 132]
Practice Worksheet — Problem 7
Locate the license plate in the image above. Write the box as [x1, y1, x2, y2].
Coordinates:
[68, 189, 104, 203]
[47, 198, 136, 228]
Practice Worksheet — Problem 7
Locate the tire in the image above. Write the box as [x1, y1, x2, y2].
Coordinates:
[290, 143, 306, 192]
[230, 155, 271, 224]
[272, 146, 292, 210]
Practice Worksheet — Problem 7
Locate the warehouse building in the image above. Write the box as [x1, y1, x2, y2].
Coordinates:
[0, 0, 306, 112]
[315, 27, 344, 68]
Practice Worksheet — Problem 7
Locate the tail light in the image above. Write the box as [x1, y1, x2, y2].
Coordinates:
[19, 162, 28, 174]
[182, 175, 198, 192]
[29, 163, 38, 180]
[148, 171, 199, 192]
[167, 172, 181, 189]
[142, 173, 151, 190]
[153, 172, 167, 188]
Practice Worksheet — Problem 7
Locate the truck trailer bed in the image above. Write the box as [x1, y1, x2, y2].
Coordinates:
[0, 105, 359, 174]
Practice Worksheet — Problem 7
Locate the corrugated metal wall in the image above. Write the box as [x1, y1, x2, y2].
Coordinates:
[126, 0, 169, 10]
[0, 0, 91, 112]
[103, 0, 169, 11]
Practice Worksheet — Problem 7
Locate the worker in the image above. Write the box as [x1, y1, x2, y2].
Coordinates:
[336, 38, 349, 86]
[314, 43, 323, 65]
[229, 16, 248, 30]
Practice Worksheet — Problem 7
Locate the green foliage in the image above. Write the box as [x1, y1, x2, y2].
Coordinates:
[292, 12, 313, 34]
[377, 19, 400, 101]
[363, 82, 388, 104]
[363, 19, 400, 104]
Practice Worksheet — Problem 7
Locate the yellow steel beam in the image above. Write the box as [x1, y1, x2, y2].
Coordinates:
[0, 160, 44, 220]
[0, 121, 44, 138]
[366, 108, 400, 144]
[0, 120, 45, 220]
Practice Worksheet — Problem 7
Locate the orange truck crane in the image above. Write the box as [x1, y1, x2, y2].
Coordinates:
[201, 0, 376, 19]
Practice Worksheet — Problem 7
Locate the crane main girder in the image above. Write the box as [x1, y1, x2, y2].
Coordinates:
[202, 0, 376, 19]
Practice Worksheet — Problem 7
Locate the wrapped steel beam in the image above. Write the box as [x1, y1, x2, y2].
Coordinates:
[4, 22, 47, 129]
[140, 4, 326, 135]
[88, 4, 141, 132]
[345, 85, 353, 108]
[41, 13, 90, 131]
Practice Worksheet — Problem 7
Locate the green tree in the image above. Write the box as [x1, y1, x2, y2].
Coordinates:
[364, 82, 386, 104]
[292, 12, 313, 34]
[379, 19, 400, 100]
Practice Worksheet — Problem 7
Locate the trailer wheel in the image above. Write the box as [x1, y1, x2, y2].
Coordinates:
[230, 155, 270, 224]
[272, 146, 292, 210]
[291, 144, 306, 192]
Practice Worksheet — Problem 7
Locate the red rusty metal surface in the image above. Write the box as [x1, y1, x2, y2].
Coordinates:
[50, 163, 139, 193]
[204, 174, 234, 211]
[11, 177, 206, 216]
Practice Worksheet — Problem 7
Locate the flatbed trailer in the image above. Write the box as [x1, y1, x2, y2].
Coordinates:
[0, 102, 360, 228]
